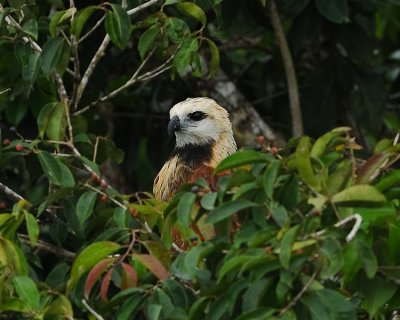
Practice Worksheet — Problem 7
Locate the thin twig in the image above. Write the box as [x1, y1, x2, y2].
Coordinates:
[0, 182, 25, 202]
[18, 234, 76, 260]
[79, 16, 105, 43]
[74, 54, 173, 116]
[0, 88, 11, 95]
[278, 271, 317, 316]
[127, 0, 162, 15]
[82, 299, 105, 320]
[74, 35, 111, 110]
[267, 0, 303, 136]
[74, 0, 163, 109]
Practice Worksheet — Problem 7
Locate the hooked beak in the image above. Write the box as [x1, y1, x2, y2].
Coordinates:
[167, 116, 181, 135]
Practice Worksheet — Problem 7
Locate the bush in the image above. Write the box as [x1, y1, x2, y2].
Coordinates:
[1, 127, 399, 319]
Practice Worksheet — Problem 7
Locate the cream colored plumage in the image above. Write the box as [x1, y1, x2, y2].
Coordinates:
[153, 97, 237, 201]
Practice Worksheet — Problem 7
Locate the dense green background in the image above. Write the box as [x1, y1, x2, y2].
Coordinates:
[0, 0, 400, 319]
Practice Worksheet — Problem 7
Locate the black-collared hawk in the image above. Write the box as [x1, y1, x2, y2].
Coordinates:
[153, 97, 237, 201]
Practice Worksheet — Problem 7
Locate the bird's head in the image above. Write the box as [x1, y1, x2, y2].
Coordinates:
[168, 97, 234, 148]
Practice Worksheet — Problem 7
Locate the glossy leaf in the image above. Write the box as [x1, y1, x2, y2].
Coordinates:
[67, 241, 120, 294]
[24, 211, 39, 246]
[101, 268, 113, 302]
[319, 237, 343, 279]
[84, 257, 115, 299]
[294, 137, 320, 190]
[331, 185, 386, 206]
[49, 8, 77, 37]
[71, 6, 99, 39]
[38, 151, 75, 188]
[279, 225, 299, 269]
[105, 4, 131, 49]
[138, 24, 160, 60]
[215, 150, 272, 174]
[43, 295, 73, 319]
[362, 278, 397, 318]
[40, 38, 64, 76]
[207, 200, 257, 224]
[76, 190, 97, 227]
[133, 254, 169, 281]
[200, 192, 217, 210]
[177, 192, 196, 229]
[263, 160, 279, 199]
[120, 262, 138, 290]
[205, 38, 220, 76]
[177, 2, 206, 26]
[12, 275, 40, 310]
[22, 19, 38, 40]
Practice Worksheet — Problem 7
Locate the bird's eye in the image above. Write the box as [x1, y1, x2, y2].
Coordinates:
[189, 111, 206, 121]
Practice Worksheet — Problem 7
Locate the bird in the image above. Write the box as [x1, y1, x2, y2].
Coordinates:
[153, 97, 237, 201]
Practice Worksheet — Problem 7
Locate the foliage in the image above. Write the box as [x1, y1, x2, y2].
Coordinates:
[0, 0, 400, 319]
[1, 123, 400, 318]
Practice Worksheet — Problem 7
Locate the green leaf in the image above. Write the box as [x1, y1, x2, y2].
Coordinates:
[49, 8, 77, 37]
[301, 289, 356, 320]
[294, 136, 320, 191]
[200, 192, 217, 210]
[177, 192, 196, 229]
[315, 0, 349, 23]
[388, 223, 400, 263]
[310, 127, 350, 159]
[279, 225, 299, 269]
[71, 6, 99, 39]
[138, 24, 160, 60]
[43, 102, 67, 141]
[67, 241, 120, 294]
[356, 239, 377, 278]
[214, 150, 272, 174]
[263, 160, 279, 199]
[361, 277, 397, 318]
[331, 185, 386, 206]
[38, 151, 75, 188]
[319, 237, 343, 279]
[166, 17, 190, 43]
[40, 38, 65, 76]
[105, 3, 131, 49]
[205, 38, 220, 76]
[37, 102, 57, 138]
[375, 169, 400, 192]
[24, 212, 39, 246]
[21, 19, 38, 40]
[177, 2, 206, 26]
[43, 295, 73, 319]
[76, 191, 97, 227]
[207, 200, 257, 224]
[12, 275, 40, 310]
[173, 38, 199, 76]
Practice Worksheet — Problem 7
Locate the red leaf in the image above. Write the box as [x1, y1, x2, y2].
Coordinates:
[100, 268, 113, 302]
[84, 258, 115, 300]
[133, 254, 169, 281]
[120, 262, 138, 290]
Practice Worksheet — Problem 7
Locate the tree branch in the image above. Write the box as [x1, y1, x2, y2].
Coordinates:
[73, 53, 173, 116]
[0, 182, 25, 202]
[74, 0, 163, 110]
[279, 271, 317, 316]
[268, 0, 303, 136]
[18, 234, 76, 261]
